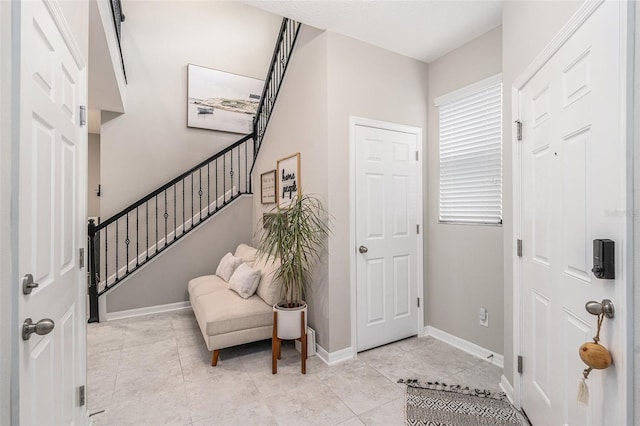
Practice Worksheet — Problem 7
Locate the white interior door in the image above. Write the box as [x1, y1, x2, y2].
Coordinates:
[355, 121, 421, 352]
[18, 0, 88, 424]
[517, 1, 629, 424]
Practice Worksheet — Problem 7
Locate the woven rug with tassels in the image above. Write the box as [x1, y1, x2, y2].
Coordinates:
[399, 380, 528, 426]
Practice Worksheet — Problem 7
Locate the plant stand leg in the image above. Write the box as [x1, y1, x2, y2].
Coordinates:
[301, 310, 306, 374]
[211, 350, 219, 367]
[272, 311, 278, 374]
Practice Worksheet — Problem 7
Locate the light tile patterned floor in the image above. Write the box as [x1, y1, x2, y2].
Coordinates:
[87, 310, 502, 426]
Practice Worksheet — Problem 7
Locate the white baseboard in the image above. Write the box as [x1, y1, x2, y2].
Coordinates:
[105, 301, 191, 321]
[316, 344, 354, 366]
[500, 375, 515, 404]
[424, 326, 504, 368]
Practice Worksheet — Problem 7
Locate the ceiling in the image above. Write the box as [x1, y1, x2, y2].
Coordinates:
[244, 0, 503, 63]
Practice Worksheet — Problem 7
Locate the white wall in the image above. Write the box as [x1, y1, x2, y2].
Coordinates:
[502, 0, 582, 385]
[100, 1, 281, 218]
[88, 133, 100, 218]
[426, 26, 503, 354]
[634, 4, 639, 423]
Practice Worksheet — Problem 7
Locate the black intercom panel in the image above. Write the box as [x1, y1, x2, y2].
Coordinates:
[592, 239, 615, 279]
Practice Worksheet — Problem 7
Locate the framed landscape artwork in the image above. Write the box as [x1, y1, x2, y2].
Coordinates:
[277, 153, 301, 208]
[187, 64, 264, 134]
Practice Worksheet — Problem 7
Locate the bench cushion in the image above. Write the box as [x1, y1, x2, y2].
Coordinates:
[188, 275, 227, 301]
[234, 243, 258, 266]
[253, 255, 282, 306]
[193, 290, 273, 336]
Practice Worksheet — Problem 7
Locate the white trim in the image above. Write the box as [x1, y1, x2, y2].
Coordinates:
[315, 344, 354, 366]
[433, 73, 502, 107]
[513, 0, 603, 90]
[105, 301, 191, 321]
[349, 116, 424, 358]
[43, 0, 86, 69]
[500, 375, 515, 405]
[511, 85, 522, 409]
[424, 326, 504, 368]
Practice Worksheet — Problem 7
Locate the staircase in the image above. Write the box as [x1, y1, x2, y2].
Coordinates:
[88, 18, 301, 322]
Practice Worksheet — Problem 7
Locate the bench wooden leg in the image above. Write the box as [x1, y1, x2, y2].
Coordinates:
[211, 350, 220, 367]
[272, 311, 278, 374]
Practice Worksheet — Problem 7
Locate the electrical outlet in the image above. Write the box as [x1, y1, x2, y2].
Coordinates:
[479, 307, 489, 327]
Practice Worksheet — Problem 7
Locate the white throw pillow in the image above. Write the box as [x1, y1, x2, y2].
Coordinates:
[215, 252, 242, 282]
[228, 263, 262, 299]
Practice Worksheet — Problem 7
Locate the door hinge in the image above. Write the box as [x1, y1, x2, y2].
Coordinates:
[79, 248, 85, 268]
[416, 224, 419, 234]
[515, 120, 522, 141]
[417, 297, 420, 308]
[415, 151, 419, 161]
[79, 105, 86, 126]
[516, 239, 522, 257]
[78, 385, 85, 406]
[517, 355, 523, 374]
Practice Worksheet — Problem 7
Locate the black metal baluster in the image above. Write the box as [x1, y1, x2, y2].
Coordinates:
[145, 202, 149, 260]
[155, 195, 158, 254]
[115, 221, 119, 281]
[125, 214, 130, 273]
[136, 208, 139, 267]
[244, 142, 248, 193]
[207, 163, 210, 216]
[191, 173, 194, 228]
[182, 180, 185, 236]
[215, 158, 219, 210]
[237, 146, 240, 195]
[198, 168, 202, 222]
[230, 149, 234, 198]
[105, 229, 108, 288]
[223, 154, 226, 204]
[164, 191, 168, 247]
[174, 184, 177, 241]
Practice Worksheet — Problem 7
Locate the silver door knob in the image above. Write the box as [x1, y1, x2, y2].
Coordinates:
[585, 299, 615, 319]
[22, 318, 55, 340]
[359, 246, 368, 254]
[22, 273, 39, 295]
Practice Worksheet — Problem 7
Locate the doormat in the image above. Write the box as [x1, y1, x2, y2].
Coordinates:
[399, 380, 527, 426]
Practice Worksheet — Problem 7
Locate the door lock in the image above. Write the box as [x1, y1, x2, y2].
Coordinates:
[22, 318, 55, 340]
[585, 299, 615, 319]
[22, 273, 39, 295]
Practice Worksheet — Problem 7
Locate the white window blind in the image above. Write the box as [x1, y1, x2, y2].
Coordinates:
[437, 75, 503, 225]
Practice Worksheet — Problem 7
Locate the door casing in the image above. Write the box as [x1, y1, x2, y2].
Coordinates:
[511, 0, 634, 421]
[349, 116, 424, 358]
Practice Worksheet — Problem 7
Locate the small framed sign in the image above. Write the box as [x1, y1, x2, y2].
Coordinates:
[260, 170, 276, 204]
[277, 153, 301, 208]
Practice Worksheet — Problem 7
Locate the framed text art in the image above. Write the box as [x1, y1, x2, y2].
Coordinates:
[187, 64, 264, 134]
[277, 153, 301, 208]
[261, 170, 276, 204]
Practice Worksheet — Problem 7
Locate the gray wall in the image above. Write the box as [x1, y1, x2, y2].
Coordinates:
[634, 4, 639, 424]
[99, 1, 281, 218]
[254, 27, 429, 353]
[426, 26, 503, 354]
[88, 133, 100, 218]
[251, 26, 331, 347]
[501, 0, 582, 384]
[106, 196, 254, 313]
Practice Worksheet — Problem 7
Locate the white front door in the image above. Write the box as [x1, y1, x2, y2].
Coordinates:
[17, 0, 88, 424]
[517, 1, 630, 424]
[354, 120, 421, 352]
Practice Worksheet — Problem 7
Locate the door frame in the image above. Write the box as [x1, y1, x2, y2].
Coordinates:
[348, 116, 424, 358]
[511, 0, 635, 420]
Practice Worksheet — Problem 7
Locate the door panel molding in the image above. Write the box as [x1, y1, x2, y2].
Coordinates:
[349, 116, 423, 357]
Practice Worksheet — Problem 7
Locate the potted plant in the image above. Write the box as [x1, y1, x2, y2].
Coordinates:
[257, 192, 329, 340]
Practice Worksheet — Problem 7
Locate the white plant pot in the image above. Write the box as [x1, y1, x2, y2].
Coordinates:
[274, 301, 307, 340]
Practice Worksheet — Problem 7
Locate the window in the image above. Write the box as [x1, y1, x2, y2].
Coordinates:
[435, 74, 503, 225]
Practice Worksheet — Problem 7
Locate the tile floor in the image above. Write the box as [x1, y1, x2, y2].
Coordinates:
[87, 309, 502, 426]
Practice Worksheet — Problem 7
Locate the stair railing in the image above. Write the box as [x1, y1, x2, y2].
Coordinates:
[253, 18, 301, 160]
[87, 135, 253, 321]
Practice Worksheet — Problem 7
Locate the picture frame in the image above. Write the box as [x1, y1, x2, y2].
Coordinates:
[260, 170, 276, 204]
[187, 64, 264, 134]
[276, 153, 301, 208]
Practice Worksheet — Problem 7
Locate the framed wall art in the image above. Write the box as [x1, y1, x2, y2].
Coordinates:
[260, 170, 276, 204]
[277, 153, 301, 208]
[187, 64, 264, 134]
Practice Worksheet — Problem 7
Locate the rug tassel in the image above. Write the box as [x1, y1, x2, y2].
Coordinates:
[577, 368, 591, 405]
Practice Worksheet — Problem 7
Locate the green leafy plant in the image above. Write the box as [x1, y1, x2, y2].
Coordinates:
[257, 193, 330, 307]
